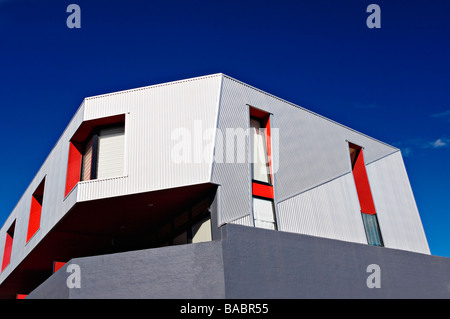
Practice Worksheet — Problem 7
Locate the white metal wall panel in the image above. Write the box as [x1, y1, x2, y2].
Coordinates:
[214, 75, 398, 226]
[0, 101, 86, 284]
[1, 75, 223, 285]
[83, 74, 222, 200]
[211, 76, 252, 225]
[0, 73, 430, 287]
[77, 176, 129, 202]
[229, 214, 254, 227]
[366, 152, 430, 254]
[277, 173, 368, 244]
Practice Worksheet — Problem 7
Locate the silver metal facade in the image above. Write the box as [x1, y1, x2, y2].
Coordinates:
[277, 173, 368, 244]
[366, 152, 430, 254]
[213, 75, 429, 254]
[0, 102, 85, 283]
[0, 75, 223, 285]
[0, 73, 430, 286]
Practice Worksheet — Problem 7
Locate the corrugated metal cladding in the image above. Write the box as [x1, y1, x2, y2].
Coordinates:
[1, 75, 223, 285]
[277, 173, 368, 244]
[0, 73, 431, 286]
[229, 214, 254, 227]
[82, 74, 222, 200]
[366, 152, 430, 254]
[214, 75, 429, 254]
[0, 102, 86, 284]
[214, 75, 397, 223]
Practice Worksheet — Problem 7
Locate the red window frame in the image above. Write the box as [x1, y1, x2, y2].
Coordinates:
[26, 178, 46, 243]
[349, 143, 376, 215]
[64, 114, 125, 197]
[250, 107, 277, 229]
[1, 221, 16, 272]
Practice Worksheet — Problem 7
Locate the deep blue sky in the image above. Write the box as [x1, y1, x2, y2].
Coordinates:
[0, 0, 449, 257]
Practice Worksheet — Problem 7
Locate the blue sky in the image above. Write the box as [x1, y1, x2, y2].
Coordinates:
[0, 0, 449, 257]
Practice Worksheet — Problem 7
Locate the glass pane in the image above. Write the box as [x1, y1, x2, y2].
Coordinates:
[253, 197, 276, 230]
[361, 213, 383, 246]
[250, 118, 271, 184]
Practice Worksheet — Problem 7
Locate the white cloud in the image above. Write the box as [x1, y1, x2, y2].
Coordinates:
[430, 138, 448, 148]
[430, 110, 450, 121]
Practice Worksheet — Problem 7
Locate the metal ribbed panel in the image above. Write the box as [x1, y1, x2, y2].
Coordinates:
[278, 173, 368, 244]
[77, 176, 129, 202]
[78, 73, 224, 202]
[211, 76, 252, 225]
[83, 74, 222, 198]
[214, 75, 398, 226]
[229, 214, 254, 227]
[366, 151, 430, 254]
[0, 102, 86, 284]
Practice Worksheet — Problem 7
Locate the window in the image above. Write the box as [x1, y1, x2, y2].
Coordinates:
[26, 177, 46, 243]
[1, 221, 16, 272]
[348, 143, 384, 247]
[250, 117, 271, 184]
[250, 107, 277, 230]
[65, 115, 125, 196]
[361, 213, 384, 246]
[81, 125, 125, 181]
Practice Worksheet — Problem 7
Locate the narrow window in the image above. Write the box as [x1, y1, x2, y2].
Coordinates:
[250, 107, 277, 230]
[26, 178, 46, 242]
[348, 143, 384, 246]
[81, 135, 95, 181]
[1, 221, 16, 272]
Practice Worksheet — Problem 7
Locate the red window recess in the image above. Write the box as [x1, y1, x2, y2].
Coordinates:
[1, 221, 15, 272]
[349, 144, 376, 215]
[65, 141, 83, 197]
[26, 178, 46, 243]
[64, 114, 125, 197]
[250, 107, 274, 197]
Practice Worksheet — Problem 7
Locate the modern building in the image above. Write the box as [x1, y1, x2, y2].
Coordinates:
[0, 74, 449, 299]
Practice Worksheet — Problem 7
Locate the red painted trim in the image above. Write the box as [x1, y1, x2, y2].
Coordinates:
[249, 107, 268, 119]
[1, 232, 13, 272]
[53, 261, 66, 273]
[65, 141, 82, 197]
[264, 118, 273, 184]
[250, 107, 274, 185]
[252, 182, 274, 199]
[71, 114, 125, 143]
[16, 294, 27, 299]
[352, 148, 377, 215]
[26, 196, 42, 243]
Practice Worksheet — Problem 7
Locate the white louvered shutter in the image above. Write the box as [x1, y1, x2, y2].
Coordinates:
[97, 126, 125, 179]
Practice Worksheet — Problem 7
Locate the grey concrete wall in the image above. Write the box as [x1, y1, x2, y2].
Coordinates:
[28, 224, 450, 299]
[221, 225, 450, 299]
[27, 241, 225, 299]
